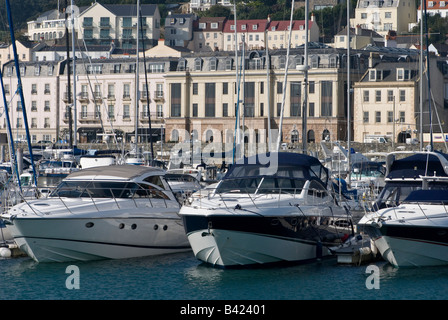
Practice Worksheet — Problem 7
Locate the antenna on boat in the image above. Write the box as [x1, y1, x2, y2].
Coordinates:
[5, 0, 38, 188]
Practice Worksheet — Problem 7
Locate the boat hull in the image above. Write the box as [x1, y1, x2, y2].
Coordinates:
[8, 216, 190, 262]
[361, 223, 448, 267]
[182, 214, 351, 268]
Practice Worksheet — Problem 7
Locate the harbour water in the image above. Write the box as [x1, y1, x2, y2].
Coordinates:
[2, 251, 448, 302]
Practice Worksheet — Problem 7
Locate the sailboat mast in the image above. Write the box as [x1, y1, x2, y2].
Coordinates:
[139, 5, 155, 161]
[347, 0, 351, 184]
[301, 0, 309, 154]
[423, 0, 433, 151]
[71, 0, 77, 146]
[65, 0, 73, 149]
[0, 65, 21, 189]
[134, 0, 140, 146]
[275, 0, 295, 152]
[5, 0, 38, 187]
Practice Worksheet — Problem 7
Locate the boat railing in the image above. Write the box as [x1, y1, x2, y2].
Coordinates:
[188, 185, 335, 209]
[9, 184, 176, 216]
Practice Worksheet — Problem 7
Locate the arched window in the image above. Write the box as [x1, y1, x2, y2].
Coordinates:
[322, 129, 330, 141]
[307, 130, 315, 143]
[171, 129, 179, 142]
[291, 129, 299, 143]
[205, 129, 213, 143]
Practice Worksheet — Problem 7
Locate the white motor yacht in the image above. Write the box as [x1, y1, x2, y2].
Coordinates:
[1, 165, 190, 262]
[357, 151, 448, 267]
[179, 152, 353, 268]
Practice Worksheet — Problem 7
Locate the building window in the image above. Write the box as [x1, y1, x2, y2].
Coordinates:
[321, 81, 332, 117]
[192, 103, 198, 117]
[363, 90, 369, 102]
[194, 58, 202, 71]
[193, 83, 198, 95]
[387, 111, 393, 123]
[309, 81, 315, 94]
[44, 101, 50, 112]
[223, 103, 228, 117]
[108, 105, 114, 119]
[290, 82, 301, 117]
[399, 111, 405, 123]
[123, 105, 130, 119]
[376, 90, 381, 102]
[277, 82, 283, 94]
[375, 111, 381, 123]
[223, 82, 228, 95]
[363, 111, 369, 123]
[400, 90, 405, 101]
[387, 90, 394, 102]
[309, 102, 315, 117]
[205, 83, 215, 117]
[171, 83, 182, 117]
[210, 58, 217, 71]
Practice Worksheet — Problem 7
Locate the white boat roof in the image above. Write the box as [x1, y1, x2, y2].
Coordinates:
[64, 164, 164, 181]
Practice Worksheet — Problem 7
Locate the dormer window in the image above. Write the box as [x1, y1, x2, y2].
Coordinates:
[397, 68, 410, 81]
[271, 26, 276, 31]
[428, 1, 434, 6]
[241, 25, 246, 30]
[199, 23, 206, 29]
[440, 1, 445, 6]
[225, 58, 233, 70]
[369, 69, 383, 81]
[230, 24, 235, 30]
[194, 58, 202, 71]
[211, 22, 218, 29]
[209, 57, 217, 71]
[252, 24, 257, 30]
[177, 59, 186, 71]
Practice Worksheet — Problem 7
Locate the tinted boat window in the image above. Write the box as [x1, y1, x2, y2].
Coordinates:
[50, 181, 168, 199]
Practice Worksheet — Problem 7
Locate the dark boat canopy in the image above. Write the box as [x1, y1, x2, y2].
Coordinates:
[404, 189, 448, 204]
[387, 151, 448, 179]
[225, 152, 329, 185]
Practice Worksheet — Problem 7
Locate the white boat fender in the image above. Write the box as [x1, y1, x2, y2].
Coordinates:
[0, 245, 11, 258]
[358, 247, 371, 256]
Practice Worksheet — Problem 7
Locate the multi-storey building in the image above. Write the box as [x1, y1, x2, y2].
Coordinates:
[78, 3, 161, 48]
[164, 47, 369, 147]
[191, 17, 227, 52]
[351, 0, 417, 37]
[26, 9, 69, 42]
[418, 0, 448, 20]
[267, 18, 320, 49]
[2, 44, 446, 149]
[353, 50, 448, 143]
[2, 60, 60, 143]
[164, 13, 196, 47]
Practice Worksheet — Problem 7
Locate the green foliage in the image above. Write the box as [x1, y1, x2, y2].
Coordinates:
[411, 13, 448, 44]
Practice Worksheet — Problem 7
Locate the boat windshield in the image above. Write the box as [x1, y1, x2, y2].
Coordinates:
[49, 180, 169, 199]
[352, 162, 385, 177]
[372, 181, 448, 210]
[226, 164, 326, 182]
[216, 177, 306, 194]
